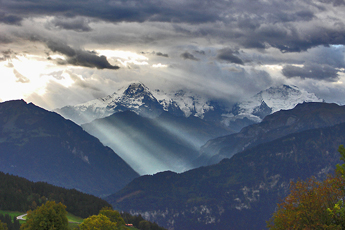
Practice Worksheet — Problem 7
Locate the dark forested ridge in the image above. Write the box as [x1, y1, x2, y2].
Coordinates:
[107, 121, 345, 230]
[198, 102, 345, 166]
[0, 100, 139, 196]
[0, 171, 111, 218]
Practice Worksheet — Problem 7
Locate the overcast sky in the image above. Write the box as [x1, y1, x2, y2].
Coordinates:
[1, 0, 345, 110]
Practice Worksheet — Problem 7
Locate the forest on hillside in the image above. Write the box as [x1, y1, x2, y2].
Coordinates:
[0, 171, 111, 218]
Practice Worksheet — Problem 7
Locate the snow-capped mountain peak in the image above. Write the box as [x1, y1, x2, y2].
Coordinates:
[152, 89, 216, 118]
[56, 83, 324, 130]
[225, 84, 323, 124]
[56, 82, 163, 124]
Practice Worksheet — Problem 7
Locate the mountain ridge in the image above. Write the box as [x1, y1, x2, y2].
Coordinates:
[107, 118, 345, 230]
[56, 83, 322, 133]
[0, 100, 139, 196]
[197, 102, 345, 166]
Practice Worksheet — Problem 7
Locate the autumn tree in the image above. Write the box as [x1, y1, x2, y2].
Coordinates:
[78, 214, 118, 230]
[99, 207, 127, 228]
[0, 220, 8, 230]
[267, 145, 345, 229]
[20, 201, 68, 230]
[79, 207, 129, 230]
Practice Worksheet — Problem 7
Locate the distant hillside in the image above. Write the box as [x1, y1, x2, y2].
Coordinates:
[0, 100, 139, 197]
[198, 102, 345, 166]
[0, 171, 111, 218]
[82, 110, 230, 174]
[107, 121, 345, 230]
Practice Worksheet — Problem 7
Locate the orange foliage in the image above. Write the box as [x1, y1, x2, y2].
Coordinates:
[267, 175, 345, 230]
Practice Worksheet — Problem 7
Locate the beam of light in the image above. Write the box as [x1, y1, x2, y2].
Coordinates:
[152, 118, 206, 149]
[82, 116, 196, 175]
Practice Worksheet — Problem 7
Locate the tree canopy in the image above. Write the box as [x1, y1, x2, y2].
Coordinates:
[79, 214, 118, 230]
[267, 145, 345, 229]
[20, 201, 68, 230]
[99, 207, 126, 227]
[0, 220, 8, 230]
[79, 207, 128, 230]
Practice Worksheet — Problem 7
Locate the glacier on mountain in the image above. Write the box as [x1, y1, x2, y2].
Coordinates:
[56, 83, 323, 130]
[221, 85, 323, 126]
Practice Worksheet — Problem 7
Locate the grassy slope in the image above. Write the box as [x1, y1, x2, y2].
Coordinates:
[0, 210, 84, 228]
[0, 210, 139, 229]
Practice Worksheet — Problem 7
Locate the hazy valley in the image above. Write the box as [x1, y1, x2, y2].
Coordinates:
[0, 83, 343, 229]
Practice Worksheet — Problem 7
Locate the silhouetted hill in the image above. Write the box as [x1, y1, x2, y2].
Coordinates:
[0, 100, 139, 197]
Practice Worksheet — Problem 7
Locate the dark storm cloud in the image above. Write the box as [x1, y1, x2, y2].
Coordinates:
[217, 48, 244, 65]
[0, 50, 15, 61]
[318, 0, 345, 6]
[234, 23, 345, 52]
[67, 51, 119, 69]
[156, 52, 169, 58]
[46, 17, 92, 32]
[47, 41, 76, 57]
[0, 14, 23, 25]
[282, 63, 340, 81]
[3, 0, 345, 55]
[1, 0, 224, 24]
[180, 52, 199, 61]
[47, 41, 119, 69]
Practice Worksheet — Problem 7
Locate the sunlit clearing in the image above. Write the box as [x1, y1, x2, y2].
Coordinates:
[334, 71, 345, 85]
[331, 45, 344, 48]
[261, 64, 283, 70]
[96, 50, 149, 67]
[152, 63, 168, 68]
[0, 56, 50, 101]
[50, 54, 66, 60]
[0, 54, 80, 104]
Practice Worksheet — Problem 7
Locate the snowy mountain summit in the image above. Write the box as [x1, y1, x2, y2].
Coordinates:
[223, 85, 323, 126]
[56, 83, 323, 128]
[56, 82, 163, 124]
[56, 82, 223, 124]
